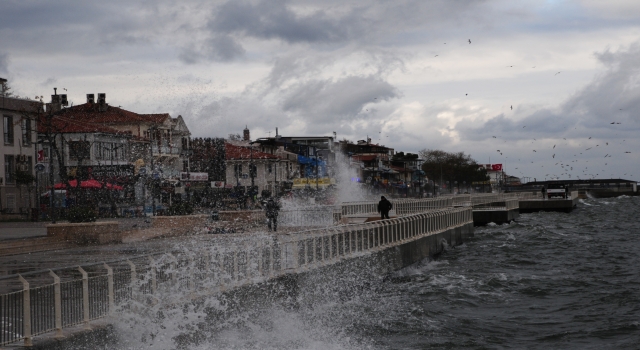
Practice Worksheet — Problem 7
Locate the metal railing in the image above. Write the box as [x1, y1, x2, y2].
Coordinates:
[0, 207, 472, 347]
[340, 198, 453, 216]
[279, 206, 340, 227]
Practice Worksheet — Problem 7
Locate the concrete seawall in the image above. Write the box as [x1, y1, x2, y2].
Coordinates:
[26, 221, 474, 349]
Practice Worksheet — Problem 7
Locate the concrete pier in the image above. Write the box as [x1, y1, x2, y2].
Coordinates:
[473, 208, 519, 225]
[519, 195, 579, 213]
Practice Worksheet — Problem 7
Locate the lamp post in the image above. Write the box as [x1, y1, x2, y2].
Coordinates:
[455, 181, 458, 195]
[148, 126, 157, 216]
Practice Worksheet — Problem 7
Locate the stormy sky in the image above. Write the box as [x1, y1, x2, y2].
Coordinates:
[1, 0, 639, 182]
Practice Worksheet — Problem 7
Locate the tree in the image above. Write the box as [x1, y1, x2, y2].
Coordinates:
[0, 79, 13, 97]
[418, 149, 488, 190]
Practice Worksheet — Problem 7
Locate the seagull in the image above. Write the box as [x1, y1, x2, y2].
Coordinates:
[523, 126, 526, 128]
[492, 136, 497, 138]
[468, 39, 471, 44]
[553, 154, 555, 158]
[435, 55, 438, 57]
[510, 105, 513, 110]
[555, 72, 561, 75]
[553, 145, 556, 148]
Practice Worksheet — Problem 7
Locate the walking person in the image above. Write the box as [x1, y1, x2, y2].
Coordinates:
[265, 198, 281, 231]
[541, 186, 546, 200]
[378, 195, 392, 220]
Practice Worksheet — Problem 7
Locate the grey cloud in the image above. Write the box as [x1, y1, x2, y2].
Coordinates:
[179, 34, 245, 64]
[457, 41, 640, 142]
[40, 77, 57, 86]
[209, 0, 358, 44]
[0, 53, 8, 74]
[281, 75, 399, 127]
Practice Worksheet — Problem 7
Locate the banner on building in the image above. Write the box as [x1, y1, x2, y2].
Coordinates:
[491, 164, 503, 171]
[211, 181, 225, 188]
[180, 172, 209, 181]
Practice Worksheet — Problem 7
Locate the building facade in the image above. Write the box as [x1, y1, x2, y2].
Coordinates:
[0, 94, 39, 213]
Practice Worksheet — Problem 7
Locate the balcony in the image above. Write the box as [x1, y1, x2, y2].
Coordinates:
[152, 146, 181, 157]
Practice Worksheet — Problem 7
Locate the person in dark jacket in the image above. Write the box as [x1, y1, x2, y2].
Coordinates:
[265, 198, 281, 231]
[378, 196, 392, 219]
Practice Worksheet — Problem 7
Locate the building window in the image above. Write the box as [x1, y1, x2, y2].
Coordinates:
[4, 155, 15, 184]
[21, 118, 31, 146]
[234, 164, 242, 178]
[4, 115, 14, 145]
[6, 194, 16, 210]
[69, 141, 91, 161]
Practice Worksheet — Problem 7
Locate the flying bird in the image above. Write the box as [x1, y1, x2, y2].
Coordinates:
[555, 72, 561, 75]
[553, 145, 556, 148]
[510, 105, 513, 110]
[492, 136, 496, 138]
[468, 39, 471, 44]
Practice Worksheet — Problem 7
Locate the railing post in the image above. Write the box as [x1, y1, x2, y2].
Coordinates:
[48, 270, 64, 339]
[77, 267, 91, 330]
[167, 254, 177, 285]
[147, 257, 157, 295]
[188, 256, 195, 292]
[18, 275, 33, 347]
[103, 264, 114, 314]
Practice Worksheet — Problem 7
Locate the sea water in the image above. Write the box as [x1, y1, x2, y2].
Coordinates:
[69, 196, 640, 349]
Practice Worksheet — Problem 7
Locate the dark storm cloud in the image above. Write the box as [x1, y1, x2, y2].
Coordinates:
[181, 0, 488, 63]
[208, 0, 358, 44]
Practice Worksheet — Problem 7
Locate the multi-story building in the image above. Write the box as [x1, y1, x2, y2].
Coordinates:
[37, 92, 192, 214]
[1, 85, 39, 214]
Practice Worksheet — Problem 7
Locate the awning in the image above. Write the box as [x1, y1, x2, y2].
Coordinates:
[53, 179, 102, 189]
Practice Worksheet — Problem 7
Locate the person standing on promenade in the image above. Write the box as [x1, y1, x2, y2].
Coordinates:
[265, 198, 281, 231]
[541, 186, 546, 200]
[378, 196, 392, 220]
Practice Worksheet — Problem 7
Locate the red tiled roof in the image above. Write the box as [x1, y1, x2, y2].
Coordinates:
[55, 103, 168, 125]
[351, 155, 378, 161]
[37, 115, 125, 135]
[225, 143, 280, 160]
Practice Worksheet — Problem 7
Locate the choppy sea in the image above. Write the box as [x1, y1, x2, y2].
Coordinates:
[75, 196, 640, 349]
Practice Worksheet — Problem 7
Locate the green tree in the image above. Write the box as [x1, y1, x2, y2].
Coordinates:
[418, 149, 488, 189]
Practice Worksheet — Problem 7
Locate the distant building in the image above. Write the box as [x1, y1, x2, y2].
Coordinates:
[0, 90, 40, 213]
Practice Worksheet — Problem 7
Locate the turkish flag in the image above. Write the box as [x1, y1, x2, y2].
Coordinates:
[492, 164, 502, 171]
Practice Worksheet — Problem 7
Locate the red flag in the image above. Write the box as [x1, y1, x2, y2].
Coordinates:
[491, 164, 502, 171]
[37, 149, 45, 162]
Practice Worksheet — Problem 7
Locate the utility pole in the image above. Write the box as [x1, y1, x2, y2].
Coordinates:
[149, 126, 156, 216]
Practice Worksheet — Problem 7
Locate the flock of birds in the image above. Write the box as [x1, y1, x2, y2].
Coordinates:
[431, 39, 635, 181]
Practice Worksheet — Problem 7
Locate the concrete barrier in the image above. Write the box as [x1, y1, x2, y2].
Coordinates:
[46, 222, 121, 245]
